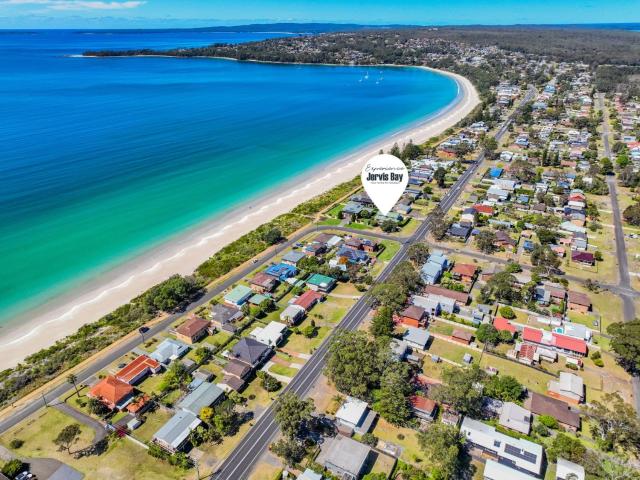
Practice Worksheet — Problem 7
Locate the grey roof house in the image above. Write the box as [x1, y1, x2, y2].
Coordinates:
[177, 382, 225, 416]
[153, 410, 202, 453]
[316, 435, 371, 480]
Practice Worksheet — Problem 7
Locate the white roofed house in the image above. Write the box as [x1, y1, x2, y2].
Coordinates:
[334, 396, 377, 435]
[460, 417, 543, 477]
[499, 402, 532, 435]
[249, 321, 287, 347]
[556, 458, 585, 480]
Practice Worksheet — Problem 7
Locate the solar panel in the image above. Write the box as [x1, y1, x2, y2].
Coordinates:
[504, 443, 538, 464]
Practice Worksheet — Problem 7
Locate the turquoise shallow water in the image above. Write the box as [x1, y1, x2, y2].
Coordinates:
[0, 30, 458, 325]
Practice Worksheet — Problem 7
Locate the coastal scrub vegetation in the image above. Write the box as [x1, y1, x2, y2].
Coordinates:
[0, 177, 359, 408]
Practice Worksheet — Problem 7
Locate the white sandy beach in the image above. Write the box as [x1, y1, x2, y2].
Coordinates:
[0, 68, 479, 369]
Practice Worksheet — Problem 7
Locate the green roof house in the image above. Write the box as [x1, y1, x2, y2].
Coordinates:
[306, 273, 336, 293]
[223, 285, 253, 307]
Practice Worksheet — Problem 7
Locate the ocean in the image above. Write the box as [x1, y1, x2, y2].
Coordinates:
[0, 30, 458, 328]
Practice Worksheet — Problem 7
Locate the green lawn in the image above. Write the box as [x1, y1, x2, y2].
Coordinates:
[268, 364, 298, 377]
[0, 408, 186, 480]
[378, 240, 402, 262]
[317, 218, 342, 226]
[133, 408, 173, 443]
[427, 337, 477, 365]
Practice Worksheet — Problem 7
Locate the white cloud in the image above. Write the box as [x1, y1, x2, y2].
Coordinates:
[0, 0, 145, 10]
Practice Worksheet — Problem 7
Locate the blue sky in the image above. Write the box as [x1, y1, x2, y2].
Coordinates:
[1, 0, 639, 29]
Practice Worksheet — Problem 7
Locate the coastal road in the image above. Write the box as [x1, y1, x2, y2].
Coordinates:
[598, 93, 640, 413]
[0, 225, 402, 436]
[209, 86, 537, 480]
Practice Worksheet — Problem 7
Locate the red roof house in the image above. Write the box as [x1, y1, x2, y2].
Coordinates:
[88, 375, 134, 410]
[409, 395, 438, 420]
[115, 355, 161, 385]
[472, 204, 494, 216]
[175, 316, 210, 344]
[451, 263, 478, 283]
[493, 316, 516, 335]
[293, 290, 324, 311]
[423, 285, 470, 305]
[523, 326, 587, 356]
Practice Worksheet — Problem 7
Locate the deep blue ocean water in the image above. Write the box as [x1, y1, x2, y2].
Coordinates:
[0, 30, 458, 325]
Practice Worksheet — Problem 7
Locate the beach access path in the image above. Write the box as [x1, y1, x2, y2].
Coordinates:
[208, 85, 538, 480]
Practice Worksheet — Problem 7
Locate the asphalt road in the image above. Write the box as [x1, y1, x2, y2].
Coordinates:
[209, 87, 537, 480]
[597, 93, 640, 413]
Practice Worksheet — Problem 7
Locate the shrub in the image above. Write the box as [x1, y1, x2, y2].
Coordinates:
[499, 306, 516, 319]
[590, 351, 601, 360]
[593, 358, 605, 367]
[9, 439, 24, 449]
[361, 433, 378, 447]
[538, 415, 559, 429]
[2, 459, 25, 478]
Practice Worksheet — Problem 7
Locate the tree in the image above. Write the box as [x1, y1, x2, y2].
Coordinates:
[1, 459, 25, 478]
[54, 424, 82, 454]
[407, 243, 430, 265]
[193, 346, 212, 365]
[370, 306, 394, 338]
[160, 360, 189, 392]
[607, 320, 640, 374]
[432, 365, 486, 416]
[546, 433, 586, 463]
[143, 274, 200, 313]
[87, 397, 110, 417]
[387, 261, 422, 294]
[270, 437, 306, 467]
[262, 227, 282, 245]
[536, 228, 557, 244]
[257, 371, 282, 392]
[212, 399, 240, 436]
[623, 203, 640, 226]
[274, 392, 315, 440]
[484, 375, 524, 402]
[600, 157, 614, 175]
[475, 324, 501, 346]
[504, 261, 522, 273]
[374, 362, 413, 426]
[499, 306, 515, 319]
[369, 283, 407, 311]
[531, 244, 561, 277]
[380, 219, 398, 233]
[434, 167, 447, 188]
[486, 271, 520, 304]
[401, 139, 422, 162]
[417, 423, 465, 479]
[200, 406, 215, 424]
[538, 415, 559, 429]
[67, 373, 80, 397]
[475, 230, 497, 254]
[587, 392, 640, 454]
[325, 330, 388, 398]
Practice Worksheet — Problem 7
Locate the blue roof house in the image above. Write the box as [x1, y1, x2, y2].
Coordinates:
[265, 263, 298, 281]
[421, 262, 442, 285]
[489, 167, 503, 178]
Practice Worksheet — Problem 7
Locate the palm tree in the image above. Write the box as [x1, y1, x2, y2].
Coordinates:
[66, 373, 80, 397]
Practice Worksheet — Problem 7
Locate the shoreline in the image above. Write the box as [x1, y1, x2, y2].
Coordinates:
[0, 66, 479, 370]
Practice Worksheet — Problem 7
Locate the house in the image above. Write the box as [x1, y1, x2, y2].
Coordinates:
[522, 326, 587, 357]
[335, 397, 377, 435]
[115, 354, 162, 385]
[223, 285, 253, 307]
[473, 204, 494, 216]
[451, 329, 473, 345]
[451, 263, 477, 283]
[345, 237, 379, 253]
[525, 392, 581, 432]
[567, 291, 591, 313]
[177, 382, 225, 417]
[397, 305, 427, 327]
[88, 375, 134, 411]
[390, 339, 409, 361]
[304, 242, 327, 257]
[317, 435, 372, 480]
[210, 303, 243, 333]
[414, 294, 455, 315]
[403, 326, 430, 350]
[493, 316, 516, 336]
[423, 285, 470, 305]
[342, 201, 365, 218]
[175, 316, 210, 345]
[571, 251, 595, 266]
[334, 246, 370, 265]
[220, 359, 252, 391]
[280, 304, 306, 325]
[250, 271, 278, 293]
[314, 233, 343, 248]
[151, 338, 190, 364]
[460, 417, 543, 476]
[306, 273, 336, 292]
[487, 185, 509, 202]
[514, 343, 537, 365]
[494, 230, 517, 248]
[281, 251, 306, 267]
[563, 323, 591, 341]
[489, 167, 503, 178]
[265, 263, 297, 281]
[298, 469, 323, 480]
[448, 223, 471, 240]
[229, 337, 271, 368]
[153, 410, 201, 453]
[250, 321, 287, 347]
[420, 262, 443, 285]
[480, 263, 499, 282]
[483, 460, 539, 480]
[548, 372, 584, 404]
[460, 208, 477, 225]
[410, 395, 438, 421]
[556, 458, 585, 480]
[293, 290, 324, 311]
[499, 402, 532, 435]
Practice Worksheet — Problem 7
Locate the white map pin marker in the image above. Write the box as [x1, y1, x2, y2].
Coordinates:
[361, 154, 409, 216]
